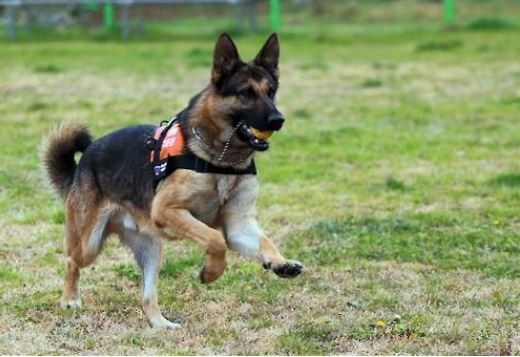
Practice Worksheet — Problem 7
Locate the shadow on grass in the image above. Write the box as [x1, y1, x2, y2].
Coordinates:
[490, 173, 520, 187]
[466, 17, 517, 31]
[113, 256, 202, 282]
[287, 215, 519, 278]
[415, 39, 463, 52]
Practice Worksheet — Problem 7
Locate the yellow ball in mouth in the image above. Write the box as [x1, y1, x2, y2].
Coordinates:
[251, 128, 273, 140]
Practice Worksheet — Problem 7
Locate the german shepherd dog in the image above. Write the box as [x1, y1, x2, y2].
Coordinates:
[42, 33, 303, 329]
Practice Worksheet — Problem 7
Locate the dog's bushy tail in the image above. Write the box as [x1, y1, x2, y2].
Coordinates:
[41, 121, 92, 200]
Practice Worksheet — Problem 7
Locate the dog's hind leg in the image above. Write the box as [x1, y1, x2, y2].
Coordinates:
[119, 222, 180, 330]
[61, 187, 112, 309]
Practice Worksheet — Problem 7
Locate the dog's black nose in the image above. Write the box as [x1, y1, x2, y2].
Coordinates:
[268, 112, 285, 130]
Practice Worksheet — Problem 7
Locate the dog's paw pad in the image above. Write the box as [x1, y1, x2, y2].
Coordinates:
[60, 297, 81, 309]
[272, 261, 304, 278]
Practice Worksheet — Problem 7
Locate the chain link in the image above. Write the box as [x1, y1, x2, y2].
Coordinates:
[191, 121, 254, 167]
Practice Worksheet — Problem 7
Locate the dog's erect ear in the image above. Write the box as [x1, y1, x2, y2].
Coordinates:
[254, 33, 280, 79]
[212, 33, 241, 84]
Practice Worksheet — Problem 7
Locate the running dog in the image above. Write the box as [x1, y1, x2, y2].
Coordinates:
[41, 33, 303, 329]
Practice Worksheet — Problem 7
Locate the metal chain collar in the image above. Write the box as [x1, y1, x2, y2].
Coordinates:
[191, 120, 254, 167]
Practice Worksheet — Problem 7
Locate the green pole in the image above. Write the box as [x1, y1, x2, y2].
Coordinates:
[269, 0, 280, 32]
[443, 0, 455, 24]
[103, 3, 114, 30]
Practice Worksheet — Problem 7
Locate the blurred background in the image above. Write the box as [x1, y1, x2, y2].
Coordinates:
[2, 0, 520, 41]
[1, 1, 519, 355]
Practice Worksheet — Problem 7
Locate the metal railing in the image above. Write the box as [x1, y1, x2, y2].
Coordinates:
[0, 0, 258, 40]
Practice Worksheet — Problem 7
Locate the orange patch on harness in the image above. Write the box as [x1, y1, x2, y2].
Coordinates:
[150, 123, 185, 161]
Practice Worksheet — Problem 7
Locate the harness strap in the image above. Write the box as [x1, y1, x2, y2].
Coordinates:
[153, 117, 177, 165]
[148, 117, 179, 180]
[167, 151, 256, 175]
[148, 117, 256, 186]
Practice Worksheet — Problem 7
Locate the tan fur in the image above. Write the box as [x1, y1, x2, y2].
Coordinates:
[59, 162, 296, 328]
[248, 78, 270, 94]
[183, 88, 254, 170]
[47, 33, 302, 330]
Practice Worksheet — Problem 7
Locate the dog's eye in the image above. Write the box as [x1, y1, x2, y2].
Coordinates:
[239, 88, 256, 99]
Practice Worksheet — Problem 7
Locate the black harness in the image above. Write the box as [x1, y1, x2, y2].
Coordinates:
[147, 118, 256, 183]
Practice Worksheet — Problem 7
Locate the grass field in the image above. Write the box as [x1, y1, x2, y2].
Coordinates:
[1, 7, 520, 355]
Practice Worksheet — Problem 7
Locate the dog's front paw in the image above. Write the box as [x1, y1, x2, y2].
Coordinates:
[270, 261, 304, 278]
[60, 296, 82, 309]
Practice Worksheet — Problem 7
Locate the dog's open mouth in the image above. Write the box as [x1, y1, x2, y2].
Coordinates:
[238, 124, 273, 151]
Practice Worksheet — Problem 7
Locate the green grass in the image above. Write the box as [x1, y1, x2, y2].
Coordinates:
[467, 17, 517, 31]
[415, 39, 464, 52]
[0, 3, 519, 355]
